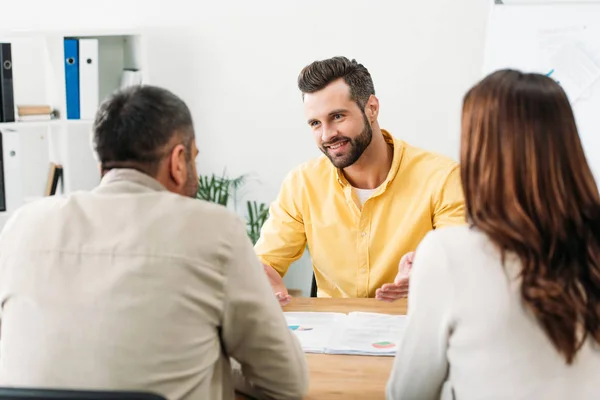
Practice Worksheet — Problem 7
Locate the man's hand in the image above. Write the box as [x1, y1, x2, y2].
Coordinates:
[375, 251, 414, 302]
[263, 264, 292, 306]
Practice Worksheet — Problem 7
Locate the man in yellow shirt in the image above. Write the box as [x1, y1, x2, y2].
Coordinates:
[255, 56, 465, 305]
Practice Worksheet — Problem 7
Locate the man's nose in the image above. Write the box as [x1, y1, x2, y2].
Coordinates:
[321, 123, 338, 144]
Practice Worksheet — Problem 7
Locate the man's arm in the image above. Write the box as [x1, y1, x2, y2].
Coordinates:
[263, 263, 292, 306]
[432, 165, 466, 229]
[375, 251, 413, 302]
[254, 170, 307, 298]
[222, 216, 309, 400]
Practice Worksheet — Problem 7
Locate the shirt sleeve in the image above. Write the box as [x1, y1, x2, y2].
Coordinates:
[432, 165, 466, 229]
[254, 169, 307, 276]
[386, 231, 453, 400]
[221, 215, 309, 400]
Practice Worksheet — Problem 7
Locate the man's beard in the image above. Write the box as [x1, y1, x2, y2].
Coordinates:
[320, 113, 372, 169]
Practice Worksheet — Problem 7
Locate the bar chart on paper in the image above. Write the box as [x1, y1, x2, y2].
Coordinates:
[484, 3, 600, 183]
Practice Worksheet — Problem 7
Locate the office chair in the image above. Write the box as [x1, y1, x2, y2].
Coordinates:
[310, 273, 317, 297]
[0, 388, 166, 400]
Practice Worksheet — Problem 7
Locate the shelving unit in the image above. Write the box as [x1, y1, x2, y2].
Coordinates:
[0, 29, 149, 225]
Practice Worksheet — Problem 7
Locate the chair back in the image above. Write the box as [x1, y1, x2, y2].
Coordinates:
[0, 388, 166, 400]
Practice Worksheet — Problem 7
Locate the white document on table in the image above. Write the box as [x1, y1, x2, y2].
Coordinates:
[284, 312, 345, 353]
[284, 311, 407, 356]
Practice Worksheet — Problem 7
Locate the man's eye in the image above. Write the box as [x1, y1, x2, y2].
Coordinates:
[333, 114, 342, 120]
[310, 121, 320, 127]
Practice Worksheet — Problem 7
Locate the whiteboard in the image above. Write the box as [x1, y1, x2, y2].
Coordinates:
[484, 4, 600, 183]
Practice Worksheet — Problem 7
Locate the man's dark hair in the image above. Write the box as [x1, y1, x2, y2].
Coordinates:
[297, 56, 375, 109]
[93, 85, 194, 176]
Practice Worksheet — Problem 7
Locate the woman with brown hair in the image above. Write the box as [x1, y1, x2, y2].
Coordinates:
[386, 69, 600, 400]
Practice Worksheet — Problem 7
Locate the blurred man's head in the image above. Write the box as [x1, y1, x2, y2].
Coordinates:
[93, 85, 198, 197]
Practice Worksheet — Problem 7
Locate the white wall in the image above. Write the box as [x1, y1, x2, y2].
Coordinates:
[1, 0, 491, 295]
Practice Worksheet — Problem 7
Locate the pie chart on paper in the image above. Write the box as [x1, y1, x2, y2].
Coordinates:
[288, 325, 314, 332]
[371, 341, 395, 349]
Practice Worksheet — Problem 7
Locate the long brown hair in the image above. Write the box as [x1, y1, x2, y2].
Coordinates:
[461, 69, 600, 364]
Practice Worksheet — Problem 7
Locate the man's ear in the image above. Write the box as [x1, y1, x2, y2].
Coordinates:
[169, 144, 188, 187]
[365, 95, 379, 123]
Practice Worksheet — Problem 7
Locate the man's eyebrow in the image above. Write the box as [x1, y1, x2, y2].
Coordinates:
[307, 109, 350, 124]
[328, 109, 349, 116]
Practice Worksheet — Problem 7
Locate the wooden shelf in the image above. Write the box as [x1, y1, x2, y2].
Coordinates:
[0, 119, 94, 130]
[0, 29, 149, 225]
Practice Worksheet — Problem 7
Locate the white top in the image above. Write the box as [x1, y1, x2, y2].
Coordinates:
[352, 187, 377, 207]
[387, 225, 600, 400]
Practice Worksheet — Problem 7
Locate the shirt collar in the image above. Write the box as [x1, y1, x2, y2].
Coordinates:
[97, 168, 168, 192]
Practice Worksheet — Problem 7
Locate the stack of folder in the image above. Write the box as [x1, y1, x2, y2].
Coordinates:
[64, 38, 143, 121]
[17, 105, 55, 122]
[64, 38, 99, 120]
[45, 162, 63, 196]
[0, 38, 143, 124]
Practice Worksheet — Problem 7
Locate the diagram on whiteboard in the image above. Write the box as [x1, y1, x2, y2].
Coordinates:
[538, 26, 600, 103]
[484, 4, 600, 183]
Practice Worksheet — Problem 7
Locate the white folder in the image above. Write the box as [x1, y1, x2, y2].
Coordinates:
[1, 126, 50, 213]
[78, 38, 99, 120]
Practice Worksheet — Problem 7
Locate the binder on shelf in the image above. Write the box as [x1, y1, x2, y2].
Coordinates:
[64, 38, 80, 120]
[0, 43, 15, 123]
[78, 38, 99, 120]
[0, 130, 6, 212]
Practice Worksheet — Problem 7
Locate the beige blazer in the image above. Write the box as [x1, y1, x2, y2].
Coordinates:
[0, 169, 308, 400]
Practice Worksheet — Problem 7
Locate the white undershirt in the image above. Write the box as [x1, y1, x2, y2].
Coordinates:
[352, 187, 377, 207]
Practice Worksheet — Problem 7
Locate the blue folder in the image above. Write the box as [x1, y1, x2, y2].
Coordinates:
[64, 38, 80, 120]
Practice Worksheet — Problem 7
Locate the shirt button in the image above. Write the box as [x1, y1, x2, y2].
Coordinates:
[361, 232, 366, 237]
[361, 268, 367, 273]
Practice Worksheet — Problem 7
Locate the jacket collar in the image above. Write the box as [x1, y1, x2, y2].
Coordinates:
[96, 168, 168, 193]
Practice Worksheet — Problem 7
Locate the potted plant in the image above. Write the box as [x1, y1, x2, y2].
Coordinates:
[196, 171, 269, 244]
[196, 171, 247, 209]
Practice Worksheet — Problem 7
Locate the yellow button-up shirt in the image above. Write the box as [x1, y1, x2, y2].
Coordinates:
[255, 130, 466, 298]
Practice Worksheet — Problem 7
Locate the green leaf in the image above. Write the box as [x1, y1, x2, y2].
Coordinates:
[196, 171, 247, 207]
[246, 200, 269, 245]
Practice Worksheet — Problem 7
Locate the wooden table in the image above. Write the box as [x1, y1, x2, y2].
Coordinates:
[235, 298, 407, 400]
[286, 298, 407, 400]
